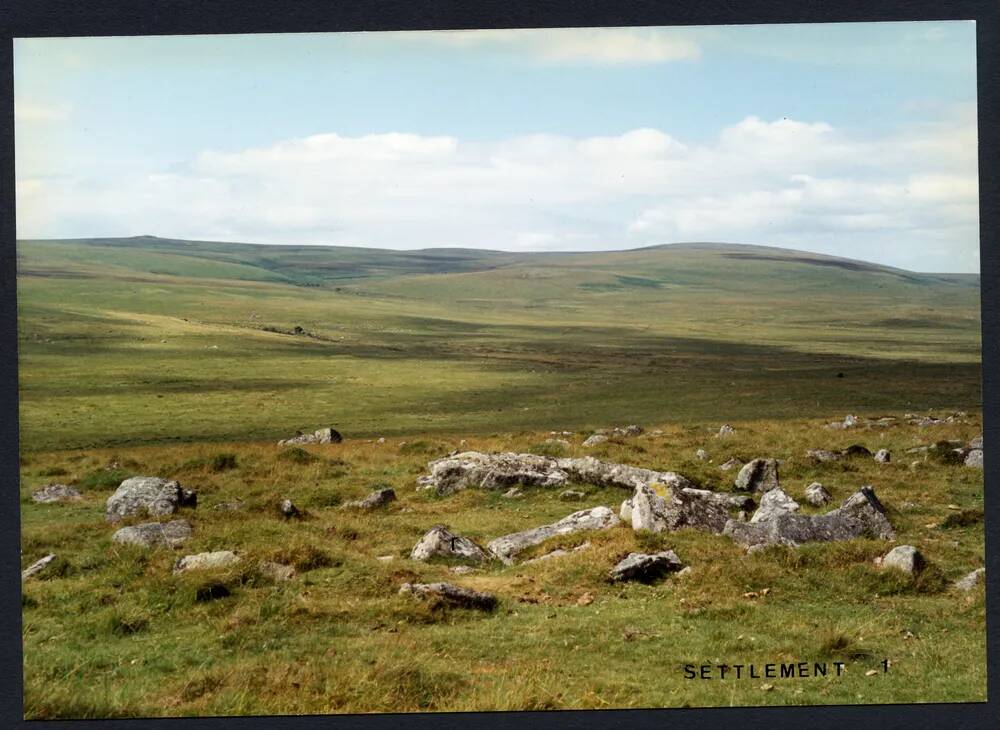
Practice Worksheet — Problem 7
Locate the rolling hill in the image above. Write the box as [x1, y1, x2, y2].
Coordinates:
[15, 236, 982, 450]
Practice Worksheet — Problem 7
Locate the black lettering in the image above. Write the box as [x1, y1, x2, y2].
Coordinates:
[684, 665, 696, 679]
[700, 665, 711, 679]
[734, 664, 744, 679]
[750, 665, 760, 679]
[780, 663, 795, 679]
[719, 664, 729, 680]
[798, 662, 809, 677]
[834, 662, 846, 676]
[814, 663, 827, 677]
[765, 664, 776, 678]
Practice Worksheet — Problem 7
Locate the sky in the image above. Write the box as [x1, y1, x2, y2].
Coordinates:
[14, 22, 980, 272]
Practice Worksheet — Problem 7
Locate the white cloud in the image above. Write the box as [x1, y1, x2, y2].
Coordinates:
[15, 111, 979, 272]
[409, 27, 701, 65]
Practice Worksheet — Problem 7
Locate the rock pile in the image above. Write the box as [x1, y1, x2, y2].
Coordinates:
[609, 550, 684, 583]
[723, 486, 894, 550]
[410, 526, 491, 564]
[278, 427, 342, 445]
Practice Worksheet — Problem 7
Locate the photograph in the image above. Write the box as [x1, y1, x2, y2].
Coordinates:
[14, 21, 985, 718]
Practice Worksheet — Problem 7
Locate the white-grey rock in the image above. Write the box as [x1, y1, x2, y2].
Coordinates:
[399, 582, 497, 610]
[582, 434, 609, 447]
[106, 476, 196, 523]
[31, 484, 82, 503]
[844, 414, 859, 427]
[734, 459, 780, 493]
[557, 456, 693, 492]
[343, 487, 396, 510]
[964, 449, 983, 469]
[559, 489, 586, 501]
[611, 425, 644, 437]
[213, 500, 245, 511]
[875, 545, 925, 575]
[719, 457, 743, 471]
[502, 487, 524, 499]
[112, 519, 193, 547]
[716, 424, 735, 437]
[278, 427, 342, 445]
[803, 482, 831, 507]
[695, 449, 708, 461]
[487, 506, 619, 565]
[410, 525, 490, 563]
[874, 449, 892, 463]
[173, 550, 240, 574]
[523, 542, 591, 565]
[258, 561, 296, 582]
[21, 554, 56, 581]
[807, 449, 841, 463]
[609, 550, 685, 582]
[279, 499, 300, 518]
[626, 484, 741, 534]
[749, 488, 801, 524]
[954, 568, 985, 591]
[619, 497, 634, 523]
[449, 565, 475, 575]
[723, 486, 895, 549]
[969, 435, 983, 450]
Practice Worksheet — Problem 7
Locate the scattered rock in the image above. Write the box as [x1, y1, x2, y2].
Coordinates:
[487, 506, 619, 565]
[376, 555, 395, 562]
[112, 519, 193, 547]
[611, 425, 644, 437]
[969, 435, 983, 450]
[576, 591, 594, 606]
[449, 565, 475, 575]
[875, 545, 925, 575]
[278, 427, 343, 446]
[874, 449, 892, 463]
[501, 487, 524, 499]
[559, 489, 586, 501]
[609, 550, 685, 583]
[399, 582, 497, 611]
[582, 434, 609, 447]
[377, 437, 386, 444]
[31, 484, 82, 503]
[343, 487, 396, 510]
[716, 424, 735, 437]
[964, 449, 983, 469]
[258, 561, 296, 582]
[105, 476, 196, 523]
[416, 452, 694, 495]
[719, 457, 743, 471]
[844, 414, 859, 427]
[695, 449, 708, 461]
[410, 525, 491, 564]
[734, 459, 780, 493]
[21, 554, 56, 581]
[749, 488, 800, 524]
[173, 550, 240, 574]
[279, 499, 300, 518]
[803, 482, 831, 507]
[723, 486, 895, 549]
[954, 568, 985, 591]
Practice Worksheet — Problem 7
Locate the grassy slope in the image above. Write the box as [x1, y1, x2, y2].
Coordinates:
[20, 417, 985, 717]
[16, 238, 982, 451]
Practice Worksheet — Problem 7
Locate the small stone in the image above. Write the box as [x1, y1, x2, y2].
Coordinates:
[875, 545, 925, 575]
[399, 582, 497, 611]
[609, 550, 685, 583]
[559, 489, 586, 501]
[31, 484, 82, 503]
[279, 499, 300, 518]
[213, 500, 245, 511]
[502, 487, 524, 499]
[21, 554, 57, 581]
[734, 459, 780, 493]
[112, 519, 193, 547]
[953, 568, 985, 591]
[874, 449, 891, 463]
[376, 555, 395, 562]
[377, 437, 386, 444]
[173, 550, 240, 574]
[449, 565, 475, 575]
[106, 476, 196, 523]
[410, 525, 491, 563]
[964, 449, 983, 469]
[717, 424, 735, 437]
[841, 444, 874, 459]
[969, 435, 983, 450]
[695, 449, 708, 461]
[582, 434, 609, 447]
[258, 561, 296, 581]
[807, 449, 841, 463]
[576, 591, 595, 606]
[803, 482, 831, 507]
[343, 487, 396, 510]
[749, 488, 800, 524]
[719, 458, 743, 471]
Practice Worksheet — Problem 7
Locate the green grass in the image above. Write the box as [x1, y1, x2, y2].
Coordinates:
[16, 237, 985, 716]
[20, 417, 985, 717]
[16, 238, 981, 451]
